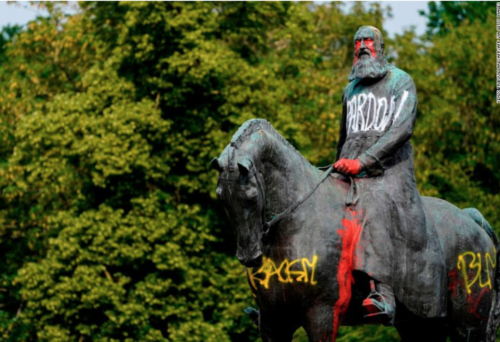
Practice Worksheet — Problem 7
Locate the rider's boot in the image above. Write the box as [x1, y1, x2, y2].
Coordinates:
[362, 280, 395, 326]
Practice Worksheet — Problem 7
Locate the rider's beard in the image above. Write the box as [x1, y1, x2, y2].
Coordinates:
[348, 53, 390, 82]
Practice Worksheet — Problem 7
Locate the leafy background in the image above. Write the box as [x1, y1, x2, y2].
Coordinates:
[0, 1, 498, 341]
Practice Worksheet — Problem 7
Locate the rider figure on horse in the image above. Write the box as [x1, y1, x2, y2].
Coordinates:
[333, 26, 447, 325]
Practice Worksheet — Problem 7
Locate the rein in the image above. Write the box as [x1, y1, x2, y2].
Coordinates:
[262, 165, 334, 235]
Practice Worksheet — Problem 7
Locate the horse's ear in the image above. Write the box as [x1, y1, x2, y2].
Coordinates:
[210, 158, 223, 173]
[237, 159, 252, 175]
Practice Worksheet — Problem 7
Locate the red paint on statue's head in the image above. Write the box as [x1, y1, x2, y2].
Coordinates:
[352, 26, 383, 65]
[354, 38, 376, 65]
[363, 38, 376, 58]
[355, 40, 361, 57]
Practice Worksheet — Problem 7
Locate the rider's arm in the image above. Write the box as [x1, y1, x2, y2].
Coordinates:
[335, 94, 347, 162]
[358, 71, 417, 175]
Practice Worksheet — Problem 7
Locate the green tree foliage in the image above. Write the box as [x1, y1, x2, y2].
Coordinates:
[0, 2, 497, 342]
[0, 25, 22, 64]
[421, 1, 492, 36]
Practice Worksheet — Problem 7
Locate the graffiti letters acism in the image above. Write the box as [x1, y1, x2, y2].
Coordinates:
[247, 255, 318, 290]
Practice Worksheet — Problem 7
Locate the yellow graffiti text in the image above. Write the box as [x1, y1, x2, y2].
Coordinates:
[457, 248, 497, 295]
[247, 255, 318, 290]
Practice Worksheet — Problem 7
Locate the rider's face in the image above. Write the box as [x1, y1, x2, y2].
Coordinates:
[353, 28, 377, 65]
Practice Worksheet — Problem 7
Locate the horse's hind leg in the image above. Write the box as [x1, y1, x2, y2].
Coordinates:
[395, 318, 448, 342]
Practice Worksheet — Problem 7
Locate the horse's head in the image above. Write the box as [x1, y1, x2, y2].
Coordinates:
[211, 119, 317, 268]
[212, 146, 265, 268]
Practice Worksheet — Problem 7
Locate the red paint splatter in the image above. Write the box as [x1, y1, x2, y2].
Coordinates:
[448, 269, 460, 299]
[450, 268, 489, 321]
[467, 288, 489, 321]
[331, 208, 363, 341]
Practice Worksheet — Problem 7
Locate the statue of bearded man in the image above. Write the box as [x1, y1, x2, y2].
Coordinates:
[333, 26, 446, 325]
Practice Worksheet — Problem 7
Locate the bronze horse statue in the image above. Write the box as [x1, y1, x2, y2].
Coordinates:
[212, 119, 500, 342]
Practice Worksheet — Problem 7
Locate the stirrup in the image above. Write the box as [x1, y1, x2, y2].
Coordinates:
[362, 280, 394, 326]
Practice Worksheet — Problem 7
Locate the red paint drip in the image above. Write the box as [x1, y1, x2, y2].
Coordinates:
[331, 208, 363, 341]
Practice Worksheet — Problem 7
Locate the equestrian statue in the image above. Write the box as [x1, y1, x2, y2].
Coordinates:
[211, 26, 500, 342]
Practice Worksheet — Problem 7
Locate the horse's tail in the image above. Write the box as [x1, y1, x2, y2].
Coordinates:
[463, 208, 500, 341]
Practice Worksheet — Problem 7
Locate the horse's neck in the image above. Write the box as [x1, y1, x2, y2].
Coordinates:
[262, 135, 320, 220]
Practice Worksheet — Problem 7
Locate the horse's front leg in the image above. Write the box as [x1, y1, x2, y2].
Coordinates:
[303, 305, 337, 342]
[259, 309, 300, 342]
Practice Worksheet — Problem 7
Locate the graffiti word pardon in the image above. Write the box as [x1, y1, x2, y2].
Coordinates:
[247, 255, 318, 290]
[346, 90, 409, 134]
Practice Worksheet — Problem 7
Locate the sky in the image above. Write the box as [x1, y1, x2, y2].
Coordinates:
[0, 2, 50, 27]
[0, 1, 430, 37]
[381, 1, 429, 36]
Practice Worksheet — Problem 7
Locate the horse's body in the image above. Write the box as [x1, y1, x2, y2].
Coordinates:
[213, 119, 500, 342]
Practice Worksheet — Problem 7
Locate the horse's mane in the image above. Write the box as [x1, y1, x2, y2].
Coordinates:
[229, 118, 312, 169]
